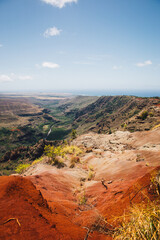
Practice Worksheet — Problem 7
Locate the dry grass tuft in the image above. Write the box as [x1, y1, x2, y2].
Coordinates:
[114, 202, 160, 240]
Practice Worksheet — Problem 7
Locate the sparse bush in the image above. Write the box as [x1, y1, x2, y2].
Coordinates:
[114, 203, 160, 240]
[152, 124, 160, 130]
[44, 145, 56, 160]
[44, 145, 64, 167]
[71, 155, 80, 164]
[70, 162, 75, 168]
[139, 110, 148, 120]
[32, 157, 43, 166]
[44, 144, 82, 167]
[15, 163, 30, 174]
[88, 165, 95, 180]
[70, 129, 77, 139]
[89, 165, 94, 171]
[62, 145, 82, 156]
[121, 123, 127, 129]
[149, 112, 154, 117]
[151, 174, 160, 196]
[109, 129, 112, 134]
[88, 170, 94, 180]
[79, 191, 87, 205]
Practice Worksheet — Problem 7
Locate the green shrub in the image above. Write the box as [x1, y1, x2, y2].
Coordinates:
[79, 192, 87, 205]
[15, 163, 30, 174]
[88, 170, 94, 180]
[44, 145, 64, 167]
[109, 129, 112, 134]
[149, 112, 154, 117]
[44, 144, 82, 167]
[62, 145, 82, 155]
[32, 157, 43, 165]
[139, 110, 148, 120]
[70, 129, 77, 139]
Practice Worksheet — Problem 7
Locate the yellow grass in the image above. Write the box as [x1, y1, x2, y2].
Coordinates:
[152, 124, 160, 130]
[114, 202, 160, 240]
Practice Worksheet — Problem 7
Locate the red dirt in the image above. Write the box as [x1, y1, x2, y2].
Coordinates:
[0, 176, 86, 240]
[1, 167, 160, 240]
[1, 168, 160, 240]
[1, 129, 160, 239]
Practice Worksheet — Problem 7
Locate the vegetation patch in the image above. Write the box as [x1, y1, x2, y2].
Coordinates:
[47, 128, 71, 140]
[88, 165, 95, 180]
[32, 156, 44, 166]
[114, 202, 160, 240]
[139, 110, 148, 120]
[78, 191, 87, 205]
[15, 163, 31, 174]
[62, 145, 83, 155]
[44, 144, 82, 168]
[152, 123, 160, 130]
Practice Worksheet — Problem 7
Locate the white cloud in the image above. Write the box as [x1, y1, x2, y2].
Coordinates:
[0, 44, 3, 48]
[44, 27, 62, 38]
[18, 75, 33, 80]
[42, 0, 77, 8]
[136, 60, 152, 67]
[113, 65, 122, 70]
[0, 73, 33, 83]
[10, 73, 33, 80]
[42, 62, 60, 68]
[0, 75, 13, 82]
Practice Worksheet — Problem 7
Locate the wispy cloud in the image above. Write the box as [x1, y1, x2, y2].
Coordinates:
[0, 44, 3, 48]
[42, 62, 60, 68]
[11, 73, 33, 80]
[0, 75, 13, 82]
[74, 61, 94, 65]
[0, 73, 33, 83]
[41, 0, 77, 8]
[136, 60, 152, 67]
[44, 27, 62, 38]
[112, 65, 122, 70]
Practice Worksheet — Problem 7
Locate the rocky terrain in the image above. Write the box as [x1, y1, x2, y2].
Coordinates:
[0, 127, 160, 239]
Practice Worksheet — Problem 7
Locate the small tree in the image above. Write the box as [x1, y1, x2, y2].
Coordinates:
[71, 129, 77, 140]
[44, 145, 56, 161]
[44, 145, 64, 167]
[140, 111, 148, 120]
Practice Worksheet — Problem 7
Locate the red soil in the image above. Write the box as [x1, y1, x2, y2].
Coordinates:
[0, 176, 86, 240]
[1, 166, 160, 240]
[1, 129, 160, 239]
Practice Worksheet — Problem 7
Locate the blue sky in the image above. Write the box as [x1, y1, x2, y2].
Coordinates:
[0, 0, 160, 93]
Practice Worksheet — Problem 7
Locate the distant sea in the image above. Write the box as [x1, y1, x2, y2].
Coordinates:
[0, 89, 160, 98]
[68, 90, 160, 97]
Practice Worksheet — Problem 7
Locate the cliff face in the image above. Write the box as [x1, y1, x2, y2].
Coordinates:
[73, 96, 160, 134]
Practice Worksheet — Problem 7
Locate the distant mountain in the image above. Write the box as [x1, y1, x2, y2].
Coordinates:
[72, 96, 160, 134]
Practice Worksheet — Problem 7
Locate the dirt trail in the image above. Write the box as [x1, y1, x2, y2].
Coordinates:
[1, 128, 160, 239]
